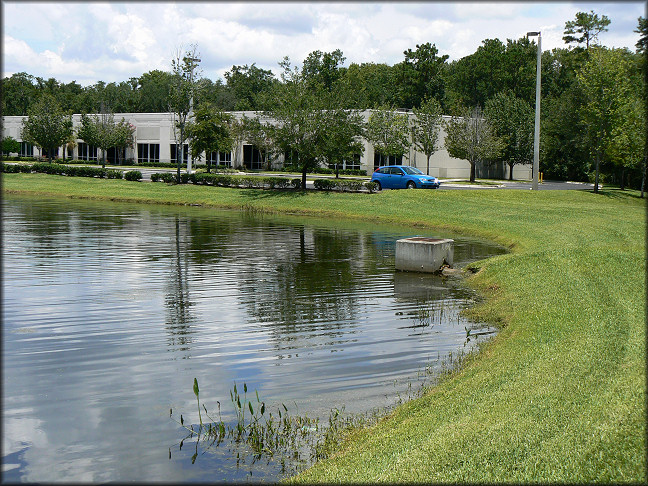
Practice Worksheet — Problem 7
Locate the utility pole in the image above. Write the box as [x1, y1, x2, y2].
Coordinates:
[186, 55, 201, 174]
[527, 31, 541, 191]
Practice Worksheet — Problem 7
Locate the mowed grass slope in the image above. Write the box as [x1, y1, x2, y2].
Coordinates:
[3, 173, 646, 482]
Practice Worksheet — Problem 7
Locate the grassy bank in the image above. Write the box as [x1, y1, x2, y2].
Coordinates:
[3, 173, 646, 482]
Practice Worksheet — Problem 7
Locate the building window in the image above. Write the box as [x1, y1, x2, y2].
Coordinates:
[77, 142, 98, 161]
[20, 141, 34, 157]
[206, 151, 232, 167]
[170, 144, 189, 164]
[138, 143, 160, 163]
[374, 153, 402, 169]
[345, 153, 361, 171]
[243, 145, 263, 170]
[42, 147, 59, 159]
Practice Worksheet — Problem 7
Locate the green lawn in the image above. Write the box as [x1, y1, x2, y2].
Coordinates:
[3, 173, 646, 483]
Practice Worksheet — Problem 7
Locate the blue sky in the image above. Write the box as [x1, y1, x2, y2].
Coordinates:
[2, 1, 645, 86]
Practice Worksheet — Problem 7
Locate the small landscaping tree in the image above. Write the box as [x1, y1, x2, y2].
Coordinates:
[365, 106, 410, 166]
[444, 106, 504, 182]
[186, 104, 232, 173]
[264, 57, 332, 189]
[484, 91, 534, 180]
[1, 136, 21, 156]
[169, 44, 201, 182]
[240, 114, 277, 171]
[411, 96, 443, 175]
[112, 118, 135, 165]
[77, 103, 133, 168]
[21, 94, 73, 163]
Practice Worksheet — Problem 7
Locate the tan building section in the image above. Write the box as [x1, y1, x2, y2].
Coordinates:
[2, 111, 532, 180]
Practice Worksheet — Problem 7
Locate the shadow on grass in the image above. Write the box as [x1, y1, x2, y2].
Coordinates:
[238, 188, 313, 201]
[593, 188, 645, 202]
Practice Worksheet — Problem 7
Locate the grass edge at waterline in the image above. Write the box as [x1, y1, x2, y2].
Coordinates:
[3, 173, 646, 483]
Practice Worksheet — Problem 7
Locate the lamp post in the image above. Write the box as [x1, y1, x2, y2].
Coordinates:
[186, 55, 201, 174]
[527, 31, 541, 191]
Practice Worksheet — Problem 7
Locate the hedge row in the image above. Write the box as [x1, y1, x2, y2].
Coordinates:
[1, 162, 142, 181]
[151, 172, 303, 189]
[281, 165, 367, 176]
[150, 171, 376, 192]
[313, 178, 378, 193]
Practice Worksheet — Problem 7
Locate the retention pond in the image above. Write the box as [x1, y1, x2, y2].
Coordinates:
[2, 195, 506, 482]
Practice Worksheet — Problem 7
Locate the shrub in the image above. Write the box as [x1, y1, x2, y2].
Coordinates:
[1, 163, 24, 173]
[150, 172, 176, 183]
[314, 179, 337, 191]
[364, 181, 378, 193]
[105, 170, 123, 179]
[124, 170, 142, 181]
[341, 180, 363, 192]
[238, 176, 258, 188]
[160, 172, 176, 183]
[216, 175, 234, 186]
[268, 177, 291, 189]
[180, 173, 191, 184]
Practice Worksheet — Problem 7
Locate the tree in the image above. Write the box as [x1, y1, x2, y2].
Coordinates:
[228, 117, 247, 169]
[21, 94, 73, 163]
[337, 62, 398, 109]
[264, 57, 340, 189]
[576, 47, 635, 193]
[1, 72, 38, 116]
[539, 87, 589, 181]
[444, 39, 507, 111]
[605, 96, 645, 190]
[1, 136, 21, 156]
[365, 106, 410, 165]
[317, 106, 365, 177]
[112, 118, 136, 165]
[301, 49, 346, 92]
[563, 10, 611, 50]
[411, 96, 443, 175]
[635, 16, 648, 197]
[135, 70, 175, 113]
[636, 16, 648, 54]
[395, 42, 448, 109]
[444, 106, 504, 182]
[240, 114, 277, 171]
[224, 64, 276, 111]
[76, 104, 125, 168]
[169, 45, 202, 182]
[484, 91, 534, 180]
[186, 104, 232, 173]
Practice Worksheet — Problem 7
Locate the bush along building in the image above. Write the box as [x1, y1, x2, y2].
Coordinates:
[2, 110, 533, 180]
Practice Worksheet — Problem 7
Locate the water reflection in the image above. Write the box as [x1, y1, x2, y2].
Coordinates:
[2, 195, 506, 482]
[165, 217, 195, 355]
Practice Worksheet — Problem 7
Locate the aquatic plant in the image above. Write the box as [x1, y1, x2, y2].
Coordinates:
[169, 379, 382, 475]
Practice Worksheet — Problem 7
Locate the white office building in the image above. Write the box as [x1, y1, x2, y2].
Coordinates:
[2, 110, 532, 180]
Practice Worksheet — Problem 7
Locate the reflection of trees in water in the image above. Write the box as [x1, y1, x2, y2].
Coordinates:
[237, 227, 380, 350]
[164, 217, 195, 355]
[4, 197, 131, 259]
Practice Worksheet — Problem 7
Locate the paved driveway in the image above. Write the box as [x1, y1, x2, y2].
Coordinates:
[439, 179, 598, 190]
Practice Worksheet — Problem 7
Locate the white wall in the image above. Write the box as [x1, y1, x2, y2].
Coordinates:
[2, 111, 533, 180]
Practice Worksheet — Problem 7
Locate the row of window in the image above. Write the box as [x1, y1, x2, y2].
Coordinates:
[15, 142, 366, 170]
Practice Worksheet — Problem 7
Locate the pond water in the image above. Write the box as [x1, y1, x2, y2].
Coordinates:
[2, 195, 506, 483]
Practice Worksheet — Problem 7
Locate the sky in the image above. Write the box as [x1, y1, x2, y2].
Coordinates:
[2, 1, 645, 87]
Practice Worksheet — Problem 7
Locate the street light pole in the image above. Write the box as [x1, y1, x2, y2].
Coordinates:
[527, 31, 541, 191]
[186, 55, 201, 174]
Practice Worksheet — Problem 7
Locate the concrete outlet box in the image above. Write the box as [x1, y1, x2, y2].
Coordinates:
[395, 237, 454, 273]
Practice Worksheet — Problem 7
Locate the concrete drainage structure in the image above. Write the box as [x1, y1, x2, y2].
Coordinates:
[395, 237, 455, 273]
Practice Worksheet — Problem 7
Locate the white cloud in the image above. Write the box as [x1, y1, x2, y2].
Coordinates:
[2, 2, 645, 86]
